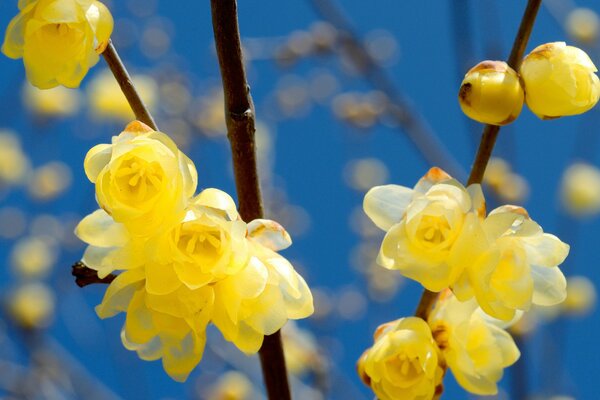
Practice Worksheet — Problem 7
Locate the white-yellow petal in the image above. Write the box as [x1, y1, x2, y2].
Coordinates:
[363, 184, 413, 231]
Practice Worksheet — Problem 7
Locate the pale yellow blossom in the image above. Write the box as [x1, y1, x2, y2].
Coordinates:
[364, 167, 485, 291]
[452, 205, 569, 321]
[84, 121, 197, 236]
[358, 317, 444, 400]
[428, 290, 520, 395]
[2, 0, 114, 88]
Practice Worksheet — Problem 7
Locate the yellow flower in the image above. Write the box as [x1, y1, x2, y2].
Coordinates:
[2, 0, 114, 89]
[563, 276, 596, 316]
[144, 188, 249, 292]
[212, 219, 313, 353]
[452, 205, 569, 321]
[566, 8, 599, 44]
[23, 82, 80, 116]
[458, 61, 524, 126]
[363, 167, 485, 291]
[88, 69, 158, 122]
[95, 268, 214, 382]
[357, 317, 444, 400]
[0, 130, 30, 186]
[8, 283, 55, 329]
[561, 162, 600, 217]
[84, 121, 197, 236]
[206, 371, 254, 400]
[428, 290, 520, 395]
[520, 42, 600, 119]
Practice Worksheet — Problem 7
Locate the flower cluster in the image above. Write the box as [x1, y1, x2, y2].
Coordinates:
[358, 290, 520, 399]
[459, 42, 600, 125]
[2, 0, 114, 89]
[75, 121, 313, 381]
[359, 167, 568, 397]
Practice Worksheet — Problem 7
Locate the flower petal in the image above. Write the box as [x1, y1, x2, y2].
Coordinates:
[248, 219, 292, 251]
[531, 265, 567, 306]
[363, 184, 413, 231]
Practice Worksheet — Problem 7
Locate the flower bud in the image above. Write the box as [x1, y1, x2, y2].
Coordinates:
[520, 42, 600, 119]
[458, 61, 524, 126]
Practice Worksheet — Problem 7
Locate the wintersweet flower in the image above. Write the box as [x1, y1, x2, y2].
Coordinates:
[452, 205, 569, 321]
[95, 268, 214, 382]
[2, 0, 114, 89]
[357, 317, 444, 400]
[144, 189, 249, 292]
[458, 61, 524, 126]
[363, 167, 485, 291]
[428, 290, 520, 395]
[520, 42, 600, 119]
[212, 219, 313, 353]
[84, 121, 197, 236]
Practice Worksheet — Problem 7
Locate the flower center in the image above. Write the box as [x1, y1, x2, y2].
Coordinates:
[115, 156, 163, 201]
[416, 215, 451, 248]
[178, 228, 222, 261]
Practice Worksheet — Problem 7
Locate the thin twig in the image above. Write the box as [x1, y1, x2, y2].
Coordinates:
[72, 262, 116, 287]
[102, 41, 158, 130]
[307, 0, 466, 181]
[413, 0, 543, 323]
[209, 1, 291, 399]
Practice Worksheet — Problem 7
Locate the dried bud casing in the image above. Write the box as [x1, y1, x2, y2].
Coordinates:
[458, 61, 524, 126]
[520, 42, 600, 119]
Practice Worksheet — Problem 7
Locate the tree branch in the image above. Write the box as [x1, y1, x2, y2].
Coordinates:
[102, 41, 158, 131]
[210, 1, 290, 399]
[413, 0, 543, 321]
[307, 0, 466, 181]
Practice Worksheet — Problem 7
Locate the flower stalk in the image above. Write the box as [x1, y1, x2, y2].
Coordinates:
[102, 41, 158, 130]
[414, 0, 543, 321]
[209, 1, 291, 399]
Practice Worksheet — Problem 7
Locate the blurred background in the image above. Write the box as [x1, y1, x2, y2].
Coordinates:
[0, 0, 599, 398]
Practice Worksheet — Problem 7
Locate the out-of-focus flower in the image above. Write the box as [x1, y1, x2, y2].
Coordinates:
[563, 275, 596, 316]
[566, 8, 600, 44]
[333, 91, 388, 129]
[453, 205, 569, 321]
[2, 0, 114, 89]
[88, 70, 158, 122]
[282, 321, 324, 376]
[23, 82, 80, 116]
[192, 88, 226, 137]
[520, 42, 600, 119]
[483, 157, 529, 204]
[561, 162, 600, 217]
[160, 81, 191, 116]
[358, 317, 444, 400]
[205, 371, 253, 400]
[7, 283, 55, 329]
[428, 290, 520, 395]
[344, 158, 389, 192]
[10, 236, 58, 279]
[0, 130, 30, 186]
[363, 167, 485, 291]
[459, 61, 524, 125]
[84, 121, 197, 236]
[27, 161, 72, 200]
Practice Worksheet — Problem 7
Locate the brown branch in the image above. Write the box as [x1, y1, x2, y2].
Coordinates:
[72, 262, 116, 288]
[414, 0, 543, 322]
[307, 0, 466, 181]
[209, 1, 290, 400]
[102, 41, 158, 131]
